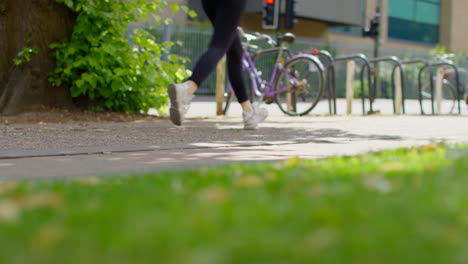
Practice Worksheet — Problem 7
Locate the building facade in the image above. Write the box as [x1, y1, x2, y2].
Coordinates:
[181, 0, 468, 56]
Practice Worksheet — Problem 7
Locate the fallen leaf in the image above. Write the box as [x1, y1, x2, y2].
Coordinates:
[235, 175, 263, 188]
[289, 156, 299, 167]
[273, 156, 300, 170]
[265, 173, 277, 182]
[71, 177, 100, 186]
[0, 182, 19, 195]
[14, 192, 63, 209]
[0, 200, 20, 223]
[303, 228, 340, 254]
[307, 184, 327, 197]
[422, 144, 437, 152]
[362, 175, 394, 194]
[198, 186, 230, 205]
[380, 162, 404, 173]
[31, 223, 63, 253]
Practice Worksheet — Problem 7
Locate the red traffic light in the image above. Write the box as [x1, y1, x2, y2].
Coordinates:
[265, 0, 275, 4]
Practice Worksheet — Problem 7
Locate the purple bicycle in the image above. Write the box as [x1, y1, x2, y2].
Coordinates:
[224, 28, 325, 116]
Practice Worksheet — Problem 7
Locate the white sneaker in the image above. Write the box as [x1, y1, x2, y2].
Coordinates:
[168, 82, 193, 126]
[243, 102, 268, 130]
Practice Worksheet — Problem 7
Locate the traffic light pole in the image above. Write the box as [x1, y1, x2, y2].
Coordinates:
[276, 0, 282, 36]
[374, 0, 383, 98]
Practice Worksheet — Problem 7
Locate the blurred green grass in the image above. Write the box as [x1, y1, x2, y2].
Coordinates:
[1, 144, 468, 264]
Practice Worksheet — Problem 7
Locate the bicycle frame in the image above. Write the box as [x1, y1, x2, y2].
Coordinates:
[227, 47, 302, 98]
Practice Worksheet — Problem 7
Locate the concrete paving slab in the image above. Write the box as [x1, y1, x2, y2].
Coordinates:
[1, 112, 468, 180]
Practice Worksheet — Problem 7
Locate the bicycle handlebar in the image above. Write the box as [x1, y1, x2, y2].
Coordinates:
[237, 27, 277, 48]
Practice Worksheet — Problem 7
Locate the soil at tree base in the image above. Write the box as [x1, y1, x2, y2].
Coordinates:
[0, 108, 162, 125]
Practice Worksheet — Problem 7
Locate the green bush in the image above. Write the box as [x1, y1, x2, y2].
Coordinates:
[49, 0, 195, 114]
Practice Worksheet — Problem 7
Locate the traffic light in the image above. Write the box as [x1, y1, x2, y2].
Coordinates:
[285, 0, 298, 29]
[262, 0, 280, 29]
[363, 13, 380, 39]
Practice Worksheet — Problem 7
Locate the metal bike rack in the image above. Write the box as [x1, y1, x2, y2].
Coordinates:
[361, 56, 406, 114]
[390, 59, 433, 115]
[418, 61, 462, 114]
[334, 54, 374, 115]
[315, 50, 336, 115]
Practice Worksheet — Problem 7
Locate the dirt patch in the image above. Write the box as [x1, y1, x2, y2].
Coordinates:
[0, 108, 164, 124]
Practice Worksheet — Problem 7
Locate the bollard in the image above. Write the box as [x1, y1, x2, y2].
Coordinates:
[335, 54, 373, 115]
[216, 55, 226, 116]
[346, 61, 356, 115]
[394, 70, 403, 114]
[435, 67, 444, 114]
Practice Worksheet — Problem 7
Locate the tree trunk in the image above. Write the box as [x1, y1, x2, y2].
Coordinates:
[0, 0, 75, 115]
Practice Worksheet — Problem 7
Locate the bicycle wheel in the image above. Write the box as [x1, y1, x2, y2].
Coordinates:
[273, 55, 324, 116]
[421, 79, 456, 114]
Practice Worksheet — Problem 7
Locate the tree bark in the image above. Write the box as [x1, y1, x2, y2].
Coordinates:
[0, 0, 75, 115]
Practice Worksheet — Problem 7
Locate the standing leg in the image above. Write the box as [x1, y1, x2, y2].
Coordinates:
[226, 34, 249, 104]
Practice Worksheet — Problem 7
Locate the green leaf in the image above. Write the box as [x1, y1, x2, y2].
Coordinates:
[64, 0, 74, 9]
[13, 59, 22, 66]
[188, 10, 197, 18]
[105, 99, 114, 109]
[111, 80, 123, 92]
[182, 6, 198, 18]
[170, 3, 180, 14]
[75, 79, 85, 88]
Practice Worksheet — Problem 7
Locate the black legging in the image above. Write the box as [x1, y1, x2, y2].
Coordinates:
[188, 0, 249, 103]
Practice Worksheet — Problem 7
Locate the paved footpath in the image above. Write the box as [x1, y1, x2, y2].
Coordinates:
[1, 103, 468, 180]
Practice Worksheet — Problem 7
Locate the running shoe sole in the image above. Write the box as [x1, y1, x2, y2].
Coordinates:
[168, 84, 183, 126]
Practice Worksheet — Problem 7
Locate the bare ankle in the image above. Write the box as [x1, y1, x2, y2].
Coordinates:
[241, 101, 253, 113]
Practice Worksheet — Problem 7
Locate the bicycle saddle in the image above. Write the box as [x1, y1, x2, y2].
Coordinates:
[278, 33, 296, 44]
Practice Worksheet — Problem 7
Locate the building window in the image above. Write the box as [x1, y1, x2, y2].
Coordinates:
[388, 0, 440, 44]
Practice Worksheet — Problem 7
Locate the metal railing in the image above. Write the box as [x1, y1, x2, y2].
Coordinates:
[314, 50, 336, 115]
[418, 62, 462, 114]
[335, 54, 374, 115]
[362, 57, 406, 114]
[390, 59, 433, 115]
